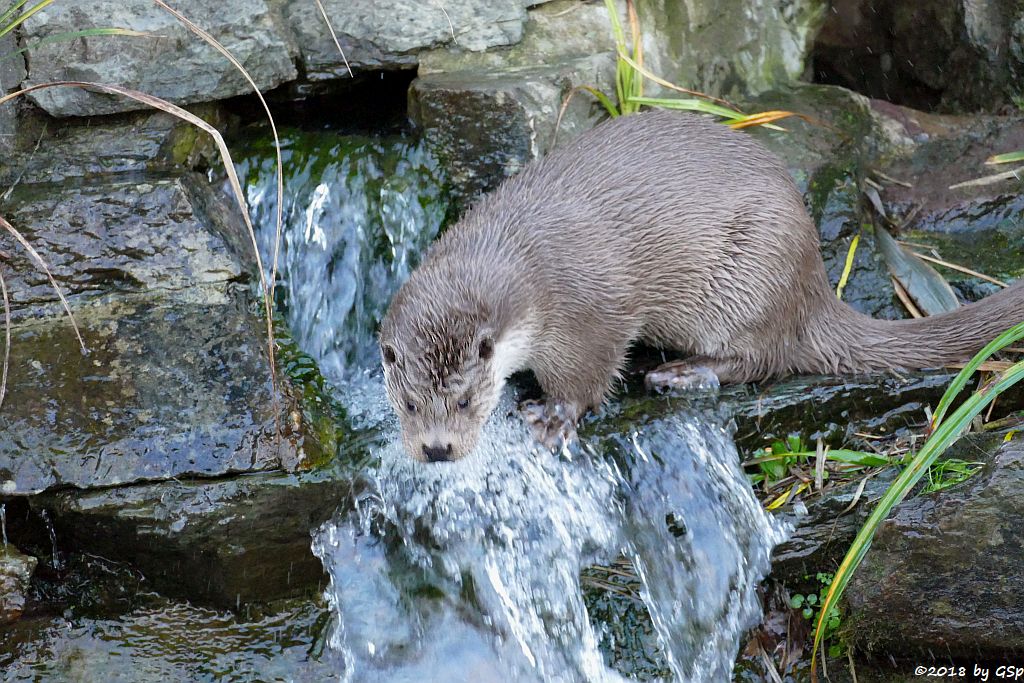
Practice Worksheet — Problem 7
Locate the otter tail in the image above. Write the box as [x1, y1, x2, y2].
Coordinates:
[801, 281, 1024, 374]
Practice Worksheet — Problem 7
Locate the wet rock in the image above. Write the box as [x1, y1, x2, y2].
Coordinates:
[811, 0, 1024, 111]
[34, 465, 354, 606]
[0, 294, 311, 496]
[0, 107, 228, 184]
[0, 161, 328, 496]
[0, 172, 247, 318]
[845, 434, 1024, 658]
[21, 0, 296, 117]
[0, 545, 37, 625]
[602, 370, 976, 454]
[872, 107, 1024, 284]
[282, 0, 535, 79]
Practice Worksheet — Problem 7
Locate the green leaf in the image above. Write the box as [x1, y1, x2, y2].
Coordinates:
[625, 95, 745, 120]
[790, 594, 805, 609]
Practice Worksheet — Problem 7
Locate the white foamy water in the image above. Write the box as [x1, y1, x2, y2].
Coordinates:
[239, 131, 790, 681]
[312, 381, 788, 682]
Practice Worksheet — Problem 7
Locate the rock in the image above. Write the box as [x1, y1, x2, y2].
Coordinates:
[20, 0, 296, 118]
[0, 107, 228, 184]
[410, 57, 613, 199]
[0, 294, 308, 496]
[811, 0, 1024, 111]
[846, 434, 1024, 658]
[33, 464, 356, 606]
[592, 369, 986, 454]
[0, 172, 247, 318]
[0, 32, 26, 155]
[410, 1, 618, 198]
[282, 0, 534, 79]
[636, 0, 826, 99]
[0, 162, 329, 496]
[0, 544, 37, 625]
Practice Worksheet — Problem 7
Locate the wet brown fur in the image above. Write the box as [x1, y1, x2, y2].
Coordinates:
[380, 110, 1024, 460]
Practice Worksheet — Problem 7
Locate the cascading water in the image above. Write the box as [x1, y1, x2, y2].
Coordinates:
[237, 128, 789, 682]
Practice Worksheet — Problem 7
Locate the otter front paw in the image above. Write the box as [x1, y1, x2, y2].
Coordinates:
[645, 361, 721, 392]
[519, 399, 579, 450]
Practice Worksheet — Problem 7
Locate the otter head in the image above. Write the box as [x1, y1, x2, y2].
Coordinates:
[379, 310, 510, 463]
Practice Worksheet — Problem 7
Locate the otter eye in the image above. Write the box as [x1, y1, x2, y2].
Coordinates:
[405, 400, 416, 414]
[457, 398, 470, 411]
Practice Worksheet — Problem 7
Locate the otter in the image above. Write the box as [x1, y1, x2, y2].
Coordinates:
[379, 110, 1023, 462]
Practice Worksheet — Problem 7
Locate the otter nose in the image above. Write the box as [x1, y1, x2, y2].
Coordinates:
[422, 442, 454, 462]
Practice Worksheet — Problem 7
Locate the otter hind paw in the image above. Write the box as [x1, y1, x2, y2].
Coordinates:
[644, 361, 721, 392]
[519, 399, 579, 450]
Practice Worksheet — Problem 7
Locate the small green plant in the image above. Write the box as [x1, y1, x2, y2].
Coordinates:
[922, 457, 984, 493]
[791, 573, 843, 658]
[811, 320, 1024, 678]
[748, 435, 808, 488]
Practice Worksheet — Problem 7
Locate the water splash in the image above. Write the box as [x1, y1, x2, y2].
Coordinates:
[312, 383, 788, 682]
[40, 508, 61, 571]
[236, 131, 449, 380]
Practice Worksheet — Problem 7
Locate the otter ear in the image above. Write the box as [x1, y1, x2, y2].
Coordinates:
[382, 344, 398, 366]
[478, 336, 494, 361]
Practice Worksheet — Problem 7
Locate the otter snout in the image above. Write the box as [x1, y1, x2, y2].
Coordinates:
[422, 442, 454, 462]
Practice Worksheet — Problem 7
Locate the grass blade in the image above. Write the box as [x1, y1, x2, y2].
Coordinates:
[930, 320, 1024, 430]
[614, 48, 736, 107]
[626, 95, 744, 120]
[0, 0, 32, 29]
[312, 0, 353, 77]
[985, 150, 1024, 165]
[0, 0, 54, 40]
[0, 214, 86, 352]
[835, 232, 860, 300]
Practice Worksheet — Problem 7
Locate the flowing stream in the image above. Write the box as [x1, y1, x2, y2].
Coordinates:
[237, 128, 790, 682]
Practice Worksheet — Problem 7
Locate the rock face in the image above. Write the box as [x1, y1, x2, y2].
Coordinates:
[0, 115, 335, 603]
[283, 0, 533, 78]
[0, 544, 37, 625]
[21, 0, 297, 117]
[35, 466, 354, 605]
[846, 435, 1024, 657]
[637, 0, 826, 98]
[812, 0, 1024, 111]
